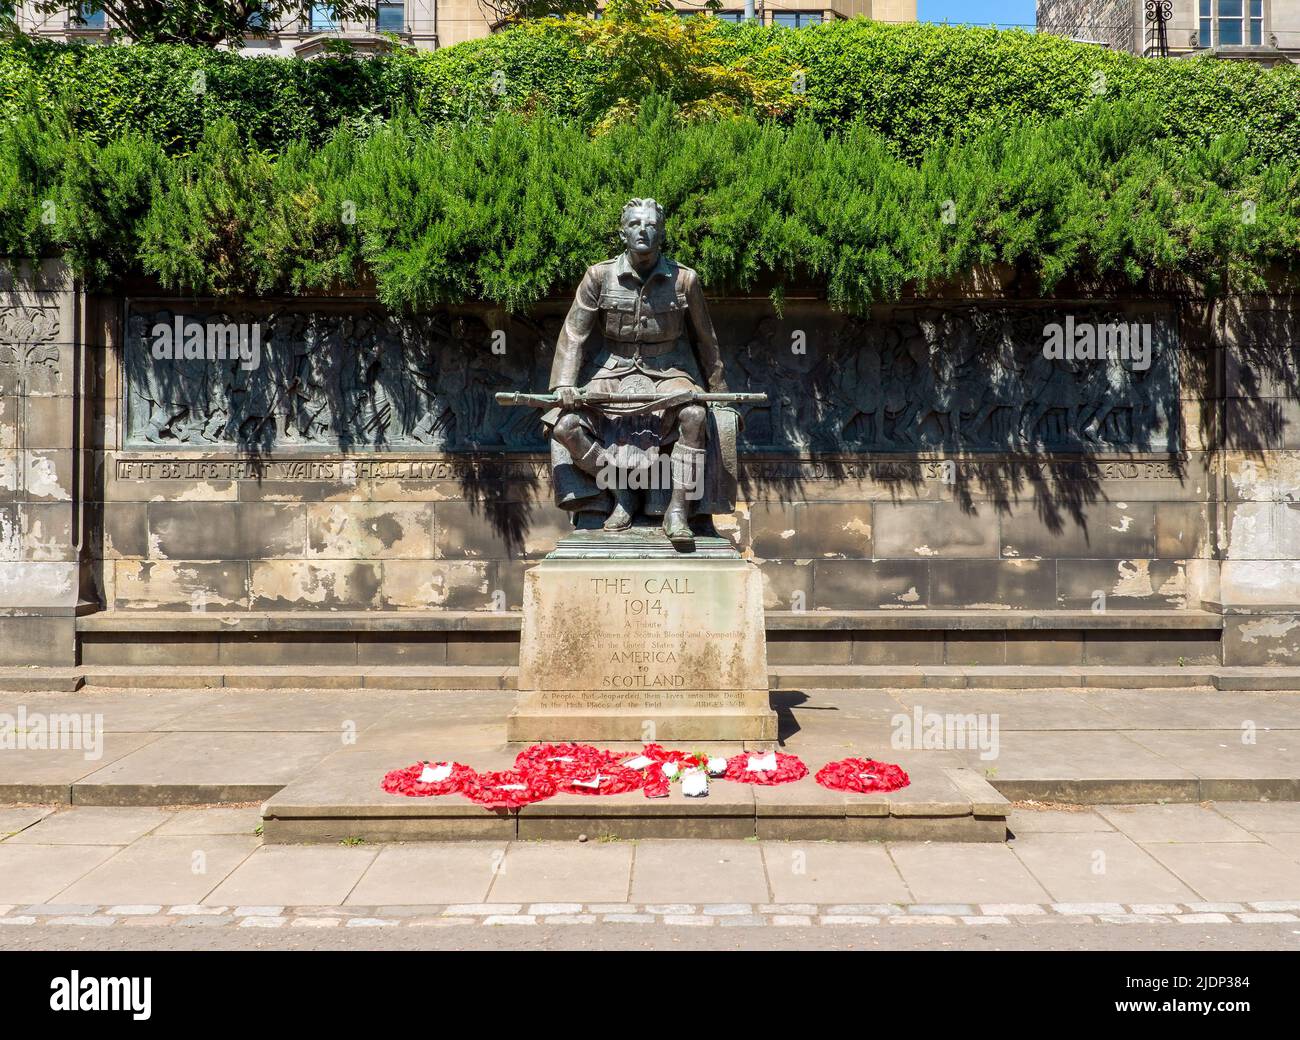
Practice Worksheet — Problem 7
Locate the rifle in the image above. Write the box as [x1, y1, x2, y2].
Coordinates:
[495, 389, 768, 410]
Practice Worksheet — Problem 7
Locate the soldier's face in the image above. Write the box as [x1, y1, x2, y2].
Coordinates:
[620, 207, 661, 258]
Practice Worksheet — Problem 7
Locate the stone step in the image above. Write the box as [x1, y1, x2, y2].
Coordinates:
[74, 607, 1225, 633]
[260, 764, 1011, 843]
[6, 663, 1300, 692]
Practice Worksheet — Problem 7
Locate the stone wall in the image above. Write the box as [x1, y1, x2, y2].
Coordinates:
[0, 261, 90, 664]
[3, 261, 1298, 667]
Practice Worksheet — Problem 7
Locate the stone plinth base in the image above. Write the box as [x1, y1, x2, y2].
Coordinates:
[507, 529, 776, 742]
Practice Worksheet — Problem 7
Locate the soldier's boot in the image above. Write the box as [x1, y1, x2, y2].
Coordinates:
[603, 487, 637, 532]
[663, 444, 705, 547]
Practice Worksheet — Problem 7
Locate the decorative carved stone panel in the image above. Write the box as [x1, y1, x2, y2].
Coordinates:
[122, 301, 1180, 454]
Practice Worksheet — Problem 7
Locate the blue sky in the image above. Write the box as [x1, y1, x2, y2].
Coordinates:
[917, 0, 1038, 31]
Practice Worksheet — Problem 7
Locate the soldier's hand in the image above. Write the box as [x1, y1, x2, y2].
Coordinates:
[555, 386, 580, 410]
[710, 380, 730, 395]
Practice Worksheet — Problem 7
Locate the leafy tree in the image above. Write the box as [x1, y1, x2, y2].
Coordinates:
[2, 2, 382, 48]
[558, 0, 803, 130]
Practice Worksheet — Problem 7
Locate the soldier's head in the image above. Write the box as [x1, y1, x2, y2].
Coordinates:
[619, 198, 664, 262]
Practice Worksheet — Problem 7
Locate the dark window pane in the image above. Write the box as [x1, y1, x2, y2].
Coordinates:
[377, 2, 404, 31]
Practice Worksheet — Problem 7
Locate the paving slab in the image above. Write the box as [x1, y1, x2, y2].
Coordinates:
[761, 841, 911, 904]
[960, 730, 1198, 802]
[1009, 832, 1198, 903]
[0, 843, 120, 903]
[1126, 730, 1300, 794]
[1142, 842, 1300, 902]
[152, 808, 263, 836]
[486, 841, 633, 903]
[0, 733, 163, 802]
[892, 690, 1122, 730]
[55, 834, 259, 905]
[0, 806, 55, 837]
[345, 843, 508, 905]
[888, 842, 1052, 904]
[73, 731, 342, 805]
[630, 840, 770, 904]
[206, 845, 379, 906]
[1082, 691, 1300, 730]
[1212, 801, 1300, 832]
[160, 690, 414, 733]
[12, 692, 214, 732]
[1096, 804, 1257, 844]
[1258, 832, 1300, 862]
[1007, 808, 1114, 834]
[5, 806, 171, 845]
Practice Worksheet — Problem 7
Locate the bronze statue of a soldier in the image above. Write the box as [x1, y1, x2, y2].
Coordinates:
[537, 199, 741, 548]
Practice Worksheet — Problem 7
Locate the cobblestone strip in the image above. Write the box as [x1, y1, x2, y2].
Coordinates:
[1, 903, 1298, 927]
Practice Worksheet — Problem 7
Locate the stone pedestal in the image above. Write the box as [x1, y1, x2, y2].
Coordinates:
[507, 529, 776, 742]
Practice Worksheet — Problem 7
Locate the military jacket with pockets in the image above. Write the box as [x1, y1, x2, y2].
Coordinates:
[548, 252, 727, 392]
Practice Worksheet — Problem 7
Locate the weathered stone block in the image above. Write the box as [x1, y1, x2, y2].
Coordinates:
[218, 634, 359, 666]
[306, 502, 435, 560]
[357, 635, 448, 666]
[944, 632, 1006, 665]
[1004, 631, 1084, 665]
[81, 633, 222, 666]
[767, 631, 852, 665]
[758, 559, 813, 611]
[21, 395, 76, 450]
[929, 559, 1055, 609]
[249, 560, 380, 610]
[873, 501, 1000, 559]
[0, 615, 75, 665]
[999, 502, 1157, 559]
[852, 632, 944, 665]
[114, 560, 250, 611]
[380, 560, 492, 610]
[1056, 559, 1189, 610]
[147, 502, 307, 560]
[1082, 629, 1221, 665]
[1154, 502, 1209, 558]
[792, 501, 874, 559]
[812, 559, 929, 609]
[1222, 614, 1300, 665]
[1, 503, 75, 561]
[1220, 560, 1300, 606]
[0, 560, 78, 607]
[103, 503, 149, 559]
[745, 500, 799, 559]
[431, 501, 520, 560]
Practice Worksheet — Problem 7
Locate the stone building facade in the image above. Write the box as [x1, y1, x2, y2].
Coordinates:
[13, 1, 917, 54]
[1037, 0, 1300, 63]
[3, 261, 1298, 672]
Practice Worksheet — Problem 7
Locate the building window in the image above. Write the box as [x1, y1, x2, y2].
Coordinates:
[310, 4, 340, 31]
[714, 10, 745, 21]
[772, 12, 821, 28]
[377, 2, 404, 31]
[1199, 0, 1265, 47]
[76, 3, 106, 29]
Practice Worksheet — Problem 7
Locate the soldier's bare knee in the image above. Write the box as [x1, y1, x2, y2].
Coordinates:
[553, 413, 582, 442]
[678, 404, 707, 441]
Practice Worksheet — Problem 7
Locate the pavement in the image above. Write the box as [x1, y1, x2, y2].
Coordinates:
[1, 803, 1300, 946]
[3, 685, 1300, 947]
[3, 686, 1300, 806]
